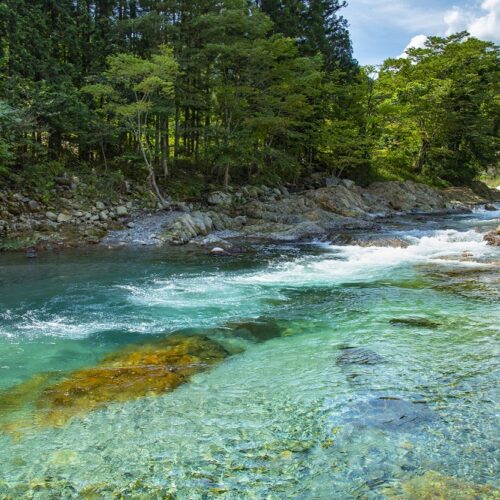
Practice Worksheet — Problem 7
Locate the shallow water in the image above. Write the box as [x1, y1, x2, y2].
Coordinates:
[0, 207, 499, 498]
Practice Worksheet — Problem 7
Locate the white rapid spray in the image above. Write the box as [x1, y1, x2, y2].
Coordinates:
[236, 228, 497, 286]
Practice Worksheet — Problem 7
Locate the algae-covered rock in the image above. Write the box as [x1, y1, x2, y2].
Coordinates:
[0, 335, 228, 429]
[38, 335, 228, 426]
[393, 471, 500, 499]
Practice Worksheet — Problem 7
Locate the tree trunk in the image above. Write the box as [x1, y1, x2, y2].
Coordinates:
[137, 113, 166, 206]
[161, 117, 169, 178]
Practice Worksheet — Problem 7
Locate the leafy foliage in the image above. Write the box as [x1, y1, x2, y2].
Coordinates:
[0, 1, 498, 193]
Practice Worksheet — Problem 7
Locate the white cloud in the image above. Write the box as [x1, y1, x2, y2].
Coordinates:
[399, 34, 428, 58]
[397, 0, 499, 62]
[345, 0, 499, 65]
[444, 0, 500, 42]
[444, 7, 470, 34]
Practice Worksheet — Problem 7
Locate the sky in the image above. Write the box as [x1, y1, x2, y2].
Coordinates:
[343, 0, 500, 65]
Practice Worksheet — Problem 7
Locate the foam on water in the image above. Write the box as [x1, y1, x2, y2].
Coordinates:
[237, 229, 495, 286]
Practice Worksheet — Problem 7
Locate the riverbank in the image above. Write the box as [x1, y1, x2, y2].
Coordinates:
[1, 176, 499, 253]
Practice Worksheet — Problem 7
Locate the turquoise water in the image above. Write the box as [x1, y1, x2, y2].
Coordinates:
[0, 208, 499, 498]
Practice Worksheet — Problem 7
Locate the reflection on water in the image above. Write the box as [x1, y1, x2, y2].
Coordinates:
[0, 208, 499, 497]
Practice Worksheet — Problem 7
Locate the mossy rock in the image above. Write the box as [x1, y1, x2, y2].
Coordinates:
[0, 335, 228, 430]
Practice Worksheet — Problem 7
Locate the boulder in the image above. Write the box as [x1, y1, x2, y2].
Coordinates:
[95, 201, 106, 210]
[28, 200, 40, 211]
[341, 179, 355, 189]
[325, 176, 341, 187]
[207, 191, 232, 206]
[279, 185, 290, 197]
[306, 186, 370, 217]
[161, 214, 198, 244]
[56, 213, 72, 223]
[116, 205, 128, 216]
[484, 226, 500, 246]
[46, 211, 58, 222]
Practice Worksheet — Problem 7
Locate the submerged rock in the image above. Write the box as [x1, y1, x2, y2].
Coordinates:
[224, 319, 284, 342]
[336, 347, 384, 366]
[1, 335, 228, 429]
[394, 471, 500, 499]
[390, 317, 440, 329]
[424, 262, 500, 303]
[345, 397, 436, 431]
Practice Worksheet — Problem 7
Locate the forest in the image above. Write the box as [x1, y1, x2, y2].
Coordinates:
[0, 0, 498, 199]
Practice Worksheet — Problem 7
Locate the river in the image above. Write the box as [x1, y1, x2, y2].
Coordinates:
[0, 207, 498, 497]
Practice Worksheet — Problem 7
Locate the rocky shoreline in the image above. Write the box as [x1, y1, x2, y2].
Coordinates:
[1, 176, 499, 254]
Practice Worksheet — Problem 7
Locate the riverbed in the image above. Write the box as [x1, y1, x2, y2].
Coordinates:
[0, 207, 498, 498]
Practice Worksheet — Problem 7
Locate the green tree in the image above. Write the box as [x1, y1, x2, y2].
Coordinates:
[83, 46, 179, 202]
[374, 33, 499, 184]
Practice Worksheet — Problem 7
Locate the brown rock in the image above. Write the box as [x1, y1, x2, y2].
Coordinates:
[484, 226, 500, 246]
[0, 335, 228, 431]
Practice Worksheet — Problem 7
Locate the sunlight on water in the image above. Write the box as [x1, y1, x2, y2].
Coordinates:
[0, 208, 498, 497]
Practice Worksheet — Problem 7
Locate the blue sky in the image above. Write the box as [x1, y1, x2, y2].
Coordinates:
[344, 0, 500, 65]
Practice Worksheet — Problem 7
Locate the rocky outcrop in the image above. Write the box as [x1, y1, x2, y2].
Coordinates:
[226, 180, 461, 242]
[368, 181, 449, 212]
[158, 211, 247, 245]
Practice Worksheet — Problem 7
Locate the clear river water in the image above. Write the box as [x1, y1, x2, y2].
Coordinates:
[0, 207, 499, 498]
